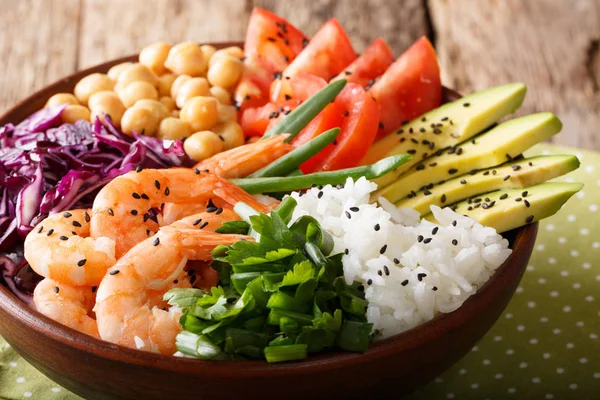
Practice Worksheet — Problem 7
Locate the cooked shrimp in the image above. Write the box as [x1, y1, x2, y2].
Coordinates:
[91, 168, 267, 258]
[25, 209, 116, 286]
[95, 224, 249, 354]
[34, 278, 99, 338]
[194, 134, 293, 178]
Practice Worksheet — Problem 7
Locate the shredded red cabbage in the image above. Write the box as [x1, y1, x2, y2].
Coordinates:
[0, 106, 192, 303]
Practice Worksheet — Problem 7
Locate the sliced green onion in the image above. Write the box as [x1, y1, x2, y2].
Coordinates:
[175, 331, 221, 360]
[264, 344, 308, 362]
[215, 220, 250, 235]
[231, 154, 412, 194]
[251, 128, 340, 178]
[336, 320, 372, 352]
[267, 291, 309, 313]
[274, 196, 297, 224]
[233, 202, 260, 240]
[263, 80, 347, 142]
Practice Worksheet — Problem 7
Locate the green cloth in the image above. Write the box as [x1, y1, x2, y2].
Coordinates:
[1, 143, 598, 400]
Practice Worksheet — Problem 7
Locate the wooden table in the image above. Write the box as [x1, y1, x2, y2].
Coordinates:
[1, 0, 598, 151]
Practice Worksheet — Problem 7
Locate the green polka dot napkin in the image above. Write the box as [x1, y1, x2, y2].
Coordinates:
[1, 143, 598, 400]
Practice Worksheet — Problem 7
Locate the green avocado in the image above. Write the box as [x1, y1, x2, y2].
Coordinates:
[425, 182, 583, 233]
[362, 82, 527, 188]
[395, 155, 580, 215]
[374, 113, 562, 203]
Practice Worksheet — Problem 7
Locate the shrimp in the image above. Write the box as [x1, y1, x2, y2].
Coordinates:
[25, 209, 116, 287]
[94, 217, 249, 354]
[194, 134, 293, 178]
[91, 168, 268, 258]
[34, 278, 99, 338]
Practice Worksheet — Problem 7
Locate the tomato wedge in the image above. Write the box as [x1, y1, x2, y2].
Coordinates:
[301, 83, 380, 173]
[270, 73, 327, 105]
[234, 8, 308, 112]
[292, 101, 343, 147]
[240, 99, 301, 137]
[370, 36, 441, 138]
[278, 18, 356, 85]
[332, 37, 394, 88]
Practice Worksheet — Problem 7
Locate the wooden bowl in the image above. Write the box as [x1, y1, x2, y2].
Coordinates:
[0, 42, 538, 400]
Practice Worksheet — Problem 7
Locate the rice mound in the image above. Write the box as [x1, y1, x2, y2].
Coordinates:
[288, 177, 512, 339]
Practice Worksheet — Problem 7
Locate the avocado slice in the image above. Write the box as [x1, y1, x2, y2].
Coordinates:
[362, 82, 527, 187]
[395, 155, 580, 215]
[374, 113, 562, 203]
[425, 182, 583, 233]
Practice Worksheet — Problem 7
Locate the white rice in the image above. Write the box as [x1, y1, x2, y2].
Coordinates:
[288, 177, 512, 339]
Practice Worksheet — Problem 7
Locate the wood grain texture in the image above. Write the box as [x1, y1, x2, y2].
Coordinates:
[0, 0, 81, 112]
[430, 0, 600, 150]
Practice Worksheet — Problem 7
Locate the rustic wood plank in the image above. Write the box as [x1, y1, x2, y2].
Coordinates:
[0, 0, 81, 113]
[429, 0, 600, 151]
[254, 0, 429, 55]
[78, 0, 250, 69]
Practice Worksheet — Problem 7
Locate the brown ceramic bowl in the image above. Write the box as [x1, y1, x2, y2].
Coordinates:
[0, 42, 538, 400]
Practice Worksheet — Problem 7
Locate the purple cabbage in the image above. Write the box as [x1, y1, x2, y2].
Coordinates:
[0, 107, 193, 303]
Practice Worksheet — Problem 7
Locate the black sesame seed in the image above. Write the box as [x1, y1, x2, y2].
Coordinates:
[515, 197, 522, 202]
[420, 127, 426, 133]
[397, 129, 404, 134]
[469, 169, 477, 175]
[409, 127, 414, 134]
[416, 164, 425, 171]
[206, 206, 218, 213]
[441, 194, 447, 203]
[84, 212, 91, 222]
[72, 221, 82, 228]
[37, 226, 43, 233]
[411, 138, 419, 144]
[429, 162, 438, 167]
[452, 220, 457, 226]
[357, 284, 364, 292]
[424, 190, 432, 196]
[528, 162, 534, 166]
[141, 193, 149, 200]
[379, 244, 387, 254]
[423, 237, 432, 244]
[54, 286, 59, 293]
[463, 102, 470, 107]
[77, 259, 87, 267]
[374, 224, 380, 231]
[474, 198, 482, 203]
[132, 192, 141, 199]
[468, 206, 473, 210]
[165, 187, 170, 196]
[460, 179, 467, 185]
[379, 122, 385, 129]
[367, 279, 373, 285]
[345, 211, 351, 219]
[512, 165, 522, 171]
[452, 239, 458, 246]
[107, 208, 114, 216]
[383, 266, 390, 276]
[432, 286, 438, 291]
[63, 212, 72, 218]
[350, 207, 359, 212]
[407, 149, 417, 155]
[59, 235, 68, 241]
[377, 270, 383, 276]
[199, 221, 209, 229]
[216, 208, 223, 215]
[503, 175, 510, 181]
[173, 279, 179, 284]
[492, 170, 497, 175]
[344, 248, 349, 255]
[432, 227, 439, 235]
[109, 270, 120, 276]
[417, 273, 427, 281]
[524, 199, 531, 208]
[401, 279, 409, 286]
[448, 168, 458, 174]
[317, 191, 324, 199]
[193, 218, 202, 226]
[193, 168, 200, 175]
[154, 180, 161, 189]
[433, 128, 442, 134]
[456, 148, 463, 156]
[153, 238, 160, 246]
[131, 210, 138, 216]
[526, 215, 534, 223]
[92, 286, 97, 293]
[483, 171, 490, 176]
[500, 194, 509, 200]
[417, 235, 424, 242]
[522, 191, 528, 197]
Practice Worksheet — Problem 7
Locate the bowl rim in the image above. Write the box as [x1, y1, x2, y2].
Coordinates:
[0, 44, 539, 375]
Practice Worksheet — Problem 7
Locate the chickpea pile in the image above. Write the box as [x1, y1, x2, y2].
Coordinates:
[45, 42, 246, 161]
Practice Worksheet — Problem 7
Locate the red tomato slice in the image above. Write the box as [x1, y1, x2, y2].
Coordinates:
[301, 83, 380, 172]
[234, 8, 308, 112]
[270, 72, 327, 105]
[281, 18, 356, 82]
[292, 101, 343, 148]
[370, 36, 441, 138]
[240, 99, 300, 137]
[333, 37, 394, 88]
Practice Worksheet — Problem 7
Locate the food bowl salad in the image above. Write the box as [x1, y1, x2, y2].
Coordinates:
[0, 8, 582, 364]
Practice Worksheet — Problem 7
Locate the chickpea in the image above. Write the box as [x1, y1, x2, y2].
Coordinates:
[207, 55, 243, 89]
[157, 73, 177, 97]
[61, 105, 91, 124]
[213, 121, 244, 150]
[209, 46, 244, 67]
[139, 42, 171, 76]
[175, 77, 210, 109]
[118, 81, 158, 108]
[157, 117, 191, 141]
[45, 93, 79, 108]
[74, 73, 114, 106]
[88, 91, 126, 125]
[121, 106, 159, 136]
[200, 45, 217, 61]
[209, 86, 232, 105]
[184, 130, 223, 161]
[164, 42, 207, 77]
[170, 74, 191, 98]
[134, 99, 170, 120]
[107, 62, 134, 81]
[180, 96, 219, 132]
[217, 103, 237, 123]
[159, 96, 176, 111]
[115, 63, 158, 91]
